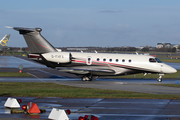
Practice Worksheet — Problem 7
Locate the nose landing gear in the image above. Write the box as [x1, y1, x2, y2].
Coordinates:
[157, 74, 164, 82]
[80, 74, 98, 81]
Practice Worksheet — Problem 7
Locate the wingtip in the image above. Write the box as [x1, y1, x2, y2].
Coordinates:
[4, 26, 13, 29]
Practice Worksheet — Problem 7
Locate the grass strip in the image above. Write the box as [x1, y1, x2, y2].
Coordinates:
[0, 82, 180, 99]
[0, 72, 31, 77]
[160, 59, 180, 63]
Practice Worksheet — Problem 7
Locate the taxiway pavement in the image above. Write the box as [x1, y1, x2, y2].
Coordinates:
[1, 97, 180, 120]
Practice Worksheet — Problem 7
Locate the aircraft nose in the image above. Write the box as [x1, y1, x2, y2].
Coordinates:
[162, 65, 177, 74]
[171, 67, 177, 73]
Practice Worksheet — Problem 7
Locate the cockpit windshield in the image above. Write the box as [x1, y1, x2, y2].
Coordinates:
[149, 58, 162, 63]
[155, 58, 162, 63]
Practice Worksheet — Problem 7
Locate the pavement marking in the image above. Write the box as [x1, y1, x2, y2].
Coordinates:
[27, 72, 46, 83]
[34, 68, 65, 78]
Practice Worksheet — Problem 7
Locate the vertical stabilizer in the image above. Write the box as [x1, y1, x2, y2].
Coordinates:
[0, 34, 10, 47]
[13, 27, 57, 54]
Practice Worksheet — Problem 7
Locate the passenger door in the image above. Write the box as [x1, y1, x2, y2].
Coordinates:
[86, 56, 92, 65]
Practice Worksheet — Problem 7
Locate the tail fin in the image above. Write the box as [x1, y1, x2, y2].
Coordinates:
[13, 27, 57, 54]
[0, 34, 10, 47]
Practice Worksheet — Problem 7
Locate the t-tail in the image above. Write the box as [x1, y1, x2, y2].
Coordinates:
[0, 34, 10, 47]
[12, 27, 57, 54]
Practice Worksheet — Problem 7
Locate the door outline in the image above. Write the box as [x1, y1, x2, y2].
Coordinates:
[86, 56, 92, 65]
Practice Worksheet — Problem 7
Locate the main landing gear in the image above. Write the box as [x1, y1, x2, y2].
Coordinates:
[157, 74, 164, 82]
[81, 75, 98, 81]
[82, 76, 92, 81]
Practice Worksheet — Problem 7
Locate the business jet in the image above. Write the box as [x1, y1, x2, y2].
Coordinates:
[0, 34, 10, 51]
[8, 27, 177, 82]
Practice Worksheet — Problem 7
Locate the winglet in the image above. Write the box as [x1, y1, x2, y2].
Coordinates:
[5, 26, 13, 29]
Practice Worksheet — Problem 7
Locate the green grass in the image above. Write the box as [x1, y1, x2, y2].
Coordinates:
[160, 59, 180, 63]
[0, 72, 31, 77]
[0, 82, 180, 99]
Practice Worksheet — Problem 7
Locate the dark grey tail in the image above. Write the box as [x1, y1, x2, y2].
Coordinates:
[13, 27, 57, 54]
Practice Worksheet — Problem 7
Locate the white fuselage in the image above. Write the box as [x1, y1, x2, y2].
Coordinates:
[40, 52, 177, 76]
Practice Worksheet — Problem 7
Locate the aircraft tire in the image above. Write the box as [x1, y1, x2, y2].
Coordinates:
[82, 76, 92, 81]
[157, 78, 162, 82]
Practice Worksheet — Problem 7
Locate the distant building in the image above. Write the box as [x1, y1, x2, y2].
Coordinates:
[156, 43, 163, 48]
[137, 46, 144, 50]
[67, 48, 88, 51]
[156, 43, 172, 48]
[172, 44, 180, 49]
[165, 43, 171, 48]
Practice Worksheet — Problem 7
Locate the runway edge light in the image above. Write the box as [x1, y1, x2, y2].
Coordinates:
[78, 115, 99, 120]
[65, 109, 71, 115]
[4, 97, 20, 108]
[78, 116, 85, 120]
[48, 108, 69, 120]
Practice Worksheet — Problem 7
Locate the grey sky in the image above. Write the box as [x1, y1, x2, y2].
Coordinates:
[1, 0, 180, 47]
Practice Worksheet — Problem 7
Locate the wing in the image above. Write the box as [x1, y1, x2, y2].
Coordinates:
[56, 66, 116, 75]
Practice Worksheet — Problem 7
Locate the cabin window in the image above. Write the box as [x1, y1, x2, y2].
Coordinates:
[116, 59, 119, 62]
[122, 59, 125, 62]
[103, 58, 106, 62]
[88, 58, 91, 62]
[109, 59, 112, 62]
[97, 58, 100, 61]
[129, 59, 131, 62]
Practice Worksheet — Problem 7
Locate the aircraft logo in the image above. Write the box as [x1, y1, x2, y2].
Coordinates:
[0, 34, 10, 46]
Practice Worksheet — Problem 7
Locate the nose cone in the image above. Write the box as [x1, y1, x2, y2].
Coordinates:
[168, 67, 177, 73]
[162, 64, 177, 74]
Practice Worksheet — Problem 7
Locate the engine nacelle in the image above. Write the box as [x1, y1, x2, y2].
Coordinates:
[42, 52, 71, 63]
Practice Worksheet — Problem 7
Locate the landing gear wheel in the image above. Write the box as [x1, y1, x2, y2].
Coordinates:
[157, 74, 164, 82]
[157, 78, 162, 82]
[81, 76, 92, 81]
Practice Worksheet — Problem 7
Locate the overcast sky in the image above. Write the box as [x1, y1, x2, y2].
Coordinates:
[1, 0, 180, 47]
